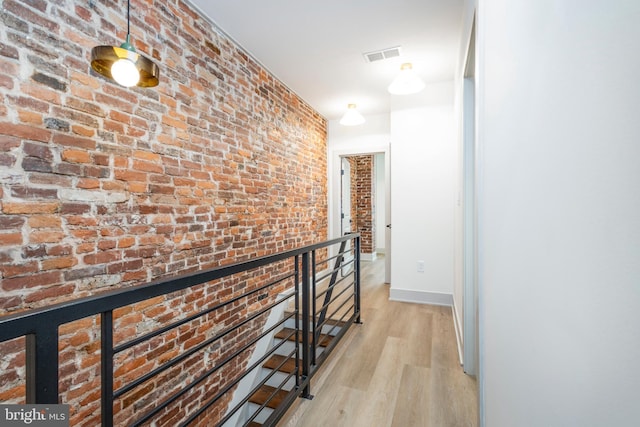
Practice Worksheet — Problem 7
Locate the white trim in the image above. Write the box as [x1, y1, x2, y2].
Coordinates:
[388, 288, 453, 306]
[452, 301, 464, 365]
[360, 252, 377, 262]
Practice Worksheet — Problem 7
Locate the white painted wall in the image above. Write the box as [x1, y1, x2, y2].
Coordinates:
[474, 0, 640, 426]
[389, 82, 456, 305]
[327, 113, 390, 152]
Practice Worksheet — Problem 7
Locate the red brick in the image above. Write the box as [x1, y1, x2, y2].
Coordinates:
[23, 143, 51, 162]
[83, 250, 121, 265]
[76, 242, 94, 254]
[29, 229, 64, 244]
[2, 202, 58, 214]
[71, 125, 95, 137]
[70, 229, 97, 240]
[122, 270, 147, 281]
[18, 110, 43, 125]
[0, 232, 22, 245]
[0, 135, 20, 151]
[24, 283, 76, 304]
[59, 317, 96, 336]
[97, 239, 116, 251]
[20, 82, 62, 105]
[27, 215, 61, 228]
[0, 74, 13, 89]
[62, 149, 91, 163]
[0, 122, 51, 142]
[59, 203, 90, 214]
[115, 169, 147, 182]
[103, 119, 124, 134]
[0, 385, 25, 402]
[41, 256, 76, 270]
[65, 215, 97, 226]
[29, 173, 72, 187]
[1, 261, 38, 278]
[101, 181, 126, 192]
[47, 245, 72, 256]
[52, 133, 96, 150]
[132, 159, 163, 174]
[2, 271, 61, 291]
[133, 150, 161, 162]
[4, 0, 58, 31]
[77, 178, 100, 189]
[116, 236, 136, 248]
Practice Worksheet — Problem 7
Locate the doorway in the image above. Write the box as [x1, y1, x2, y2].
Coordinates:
[331, 146, 390, 283]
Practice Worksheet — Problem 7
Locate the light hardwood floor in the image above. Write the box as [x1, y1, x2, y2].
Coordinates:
[280, 256, 478, 427]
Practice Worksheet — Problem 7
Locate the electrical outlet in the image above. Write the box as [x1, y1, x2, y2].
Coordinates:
[417, 260, 425, 273]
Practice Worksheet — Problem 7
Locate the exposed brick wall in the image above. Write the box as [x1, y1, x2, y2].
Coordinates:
[0, 0, 327, 424]
[343, 156, 374, 254]
[353, 155, 375, 254]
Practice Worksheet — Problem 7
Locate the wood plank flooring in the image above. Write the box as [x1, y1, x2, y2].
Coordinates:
[279, 256, 478, 427]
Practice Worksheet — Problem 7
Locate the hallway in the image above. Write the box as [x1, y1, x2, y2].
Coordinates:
[281, 257, 478, 427]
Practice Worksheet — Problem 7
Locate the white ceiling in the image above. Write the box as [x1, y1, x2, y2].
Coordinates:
[189, 0, 464, 121]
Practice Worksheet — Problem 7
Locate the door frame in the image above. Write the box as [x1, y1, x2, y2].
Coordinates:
[340, 157, 353, 236]
[462, 16, 479, 377]
[329, 143, 391, 283]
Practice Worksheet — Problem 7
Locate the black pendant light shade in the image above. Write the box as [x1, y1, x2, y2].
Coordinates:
[91, 44, 159, 87]
[90, 0, 159, 88]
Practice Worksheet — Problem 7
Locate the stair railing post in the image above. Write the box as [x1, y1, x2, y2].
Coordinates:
[301, 251, 313, 399]
[355, 235, 362, 324]
[294, 254, 301, 389]
[25, 325, 59, 404]
[101, 311, 114, 427]
[311, 249, 318, 366]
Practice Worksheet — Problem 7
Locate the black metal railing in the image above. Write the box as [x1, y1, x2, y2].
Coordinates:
[0, 234, 361, 427]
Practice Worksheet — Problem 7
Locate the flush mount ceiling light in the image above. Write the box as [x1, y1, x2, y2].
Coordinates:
[339, 104, 365, 126]
[91, 0, 159, 88]
[388, 63, 425, 95]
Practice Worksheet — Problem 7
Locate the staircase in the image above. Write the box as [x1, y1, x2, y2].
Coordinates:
[231, 237, 356, 427]
[238, 316, 342, 426]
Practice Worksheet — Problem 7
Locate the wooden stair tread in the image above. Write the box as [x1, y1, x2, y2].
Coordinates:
[274, 328, 335, 347]
[247, 422, 262, 427]
[283, 311, 349, 328]
[248, 384, 289, 409]
[263, 354, 298, 373]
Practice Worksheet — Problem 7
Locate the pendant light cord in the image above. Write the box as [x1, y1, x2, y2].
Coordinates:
[122, 0, 133, 48]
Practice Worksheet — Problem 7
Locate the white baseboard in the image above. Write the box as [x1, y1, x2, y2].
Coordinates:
[361, 252, 377, 262]
[388, 288, 453, 306]
[452, 301, 464, 365]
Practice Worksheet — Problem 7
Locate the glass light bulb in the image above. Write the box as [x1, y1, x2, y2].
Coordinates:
[340, 104, 365, 126]
[388, 63, 426, 95]
[111, 58, 140, 87]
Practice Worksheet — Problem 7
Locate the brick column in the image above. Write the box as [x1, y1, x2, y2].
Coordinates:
[352, 155, 376, 259]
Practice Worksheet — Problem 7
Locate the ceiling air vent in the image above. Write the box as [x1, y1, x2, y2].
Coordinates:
[363, 46, 402, 63]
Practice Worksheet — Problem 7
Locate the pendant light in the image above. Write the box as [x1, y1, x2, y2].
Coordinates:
[91, 0, 159, 88]
[339, 104, 365, 126]
[387, 63, 425, 95]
